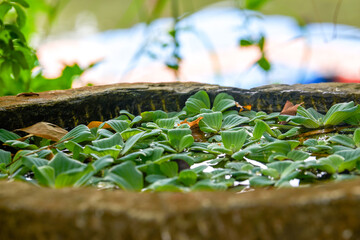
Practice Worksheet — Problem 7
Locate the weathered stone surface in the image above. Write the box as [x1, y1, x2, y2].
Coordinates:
[1, 82, 360, 239]
[1, 82, 360, 130]
[1, 180, 360, 240]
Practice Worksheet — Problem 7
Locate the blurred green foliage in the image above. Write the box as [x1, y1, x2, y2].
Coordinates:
[0, 0, 86, 96]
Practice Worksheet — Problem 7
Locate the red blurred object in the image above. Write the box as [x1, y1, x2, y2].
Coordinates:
[336, 76, 360, 83]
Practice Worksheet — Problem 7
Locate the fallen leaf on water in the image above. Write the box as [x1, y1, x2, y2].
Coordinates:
[87, 121, 112, 129]
[179, 117, 204, 128]
[235, 102, 252, 112]
[179, 117, 206, 142]
[280, 101, 303, 115]
[16, 122, 68, 142]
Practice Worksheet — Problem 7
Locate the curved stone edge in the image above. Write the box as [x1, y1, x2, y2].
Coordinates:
[1, 180, 360, 239]
[1, 82, 360, 239]
[1, 82, 360, 130]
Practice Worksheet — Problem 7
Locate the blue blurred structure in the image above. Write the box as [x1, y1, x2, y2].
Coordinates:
[41, 7, 360, 88]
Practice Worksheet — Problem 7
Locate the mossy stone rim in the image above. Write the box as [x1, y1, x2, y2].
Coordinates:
[1, 82, 360, 239]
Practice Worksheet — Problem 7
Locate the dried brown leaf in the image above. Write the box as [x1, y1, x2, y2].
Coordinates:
[16, 122, 68, 142]
[87, 121, 112, 129]
[280, 101, 303, 115]
[235, 102, 252, 112]
[179, 117, 206, 142]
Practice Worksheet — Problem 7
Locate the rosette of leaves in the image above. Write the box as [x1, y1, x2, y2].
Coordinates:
[278, 102, 360, 128]
[183, 91, 236, 116]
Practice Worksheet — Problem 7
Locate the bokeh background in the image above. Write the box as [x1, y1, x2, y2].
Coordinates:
[17, 0, 360, 89]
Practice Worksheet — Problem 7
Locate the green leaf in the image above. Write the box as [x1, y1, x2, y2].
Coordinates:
[231, 150, 248, 160]
[303, 139, 317, 146]
[97, 129, 114, 138]
[83, 145, 121, 159]
[184, 90, 210, 114]
[257, 56, 271, 71]
[130, 116, 142, 127]
[92, 132, 123, 148]
[0, 149, 11, 165]
[210, 146, 233, 155]
[246, 141, 293, 162]
[239, 38, 255, 46]
[191, 179, 227, 191]
[92, 156, 114, 171]
[145, 147, 165, 161]
[261, 168, 280, 179]
[221, 129, 247, 153]
[249, 176, 275, 187]
[22, 156, 48, 168]
[279, 161, 303, 180]
[145, 178, 182, 192]
[55, 164, 95, 188]
[145, 174, 167, 183]
[221, 115, 249, 130]
[178, 169, 197, 186]
[0, 2, 12, 19]
[106, 120, 130, 133]
[141, 110, 167, 122]
[354, 128, 360, 147]
[121, 129, 143, 141]
[287, 150, 310, 161]
[140, 129, 162, 140]
[225, 162, 247, 171]
[33, 165, 55, 187]
[105, 161, 143, 191]
[119, 110, 135, 120]
[258, 36, 265, 51]
[178, 135, 194, 152]
[64, 141, 83, 160]
[160, 161, 178, 177]
[118, 151, 146, 161]
[10, 0, 29, 8]
[245, 0, 268, 10]
[296, 106, 319, 121]
[329, 135, 355, 148]
[267, 161, 293, 175]
[212, 93, 235, 112]
[156, 117, 176, 129]
[323, 102, 360, 126]
[199, 112, 223, 133]
[0, 129, 21, 143]
[48, 152, 85, 177]
[278, 115, 320, 128]
[277, 127, 300, 140]
[121, 132, 145, 155]
[13, 4, 26, 28]
[4, 140, 38, 150]
[60, 125, 94, 144]
[318, 155, 344, 174]
[336, 149, 360, 172]
[252, 119, 276, 139]
[168, 128, 192, 152]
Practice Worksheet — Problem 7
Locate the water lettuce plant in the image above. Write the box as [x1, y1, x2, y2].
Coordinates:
[1, 91, 360, 192]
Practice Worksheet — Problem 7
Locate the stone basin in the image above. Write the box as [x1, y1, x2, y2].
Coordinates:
[1, 82, 360, 239]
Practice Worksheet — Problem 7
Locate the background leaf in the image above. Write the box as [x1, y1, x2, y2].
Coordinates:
[105, 161, 143, 191]
[221, 130, 247, 153]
